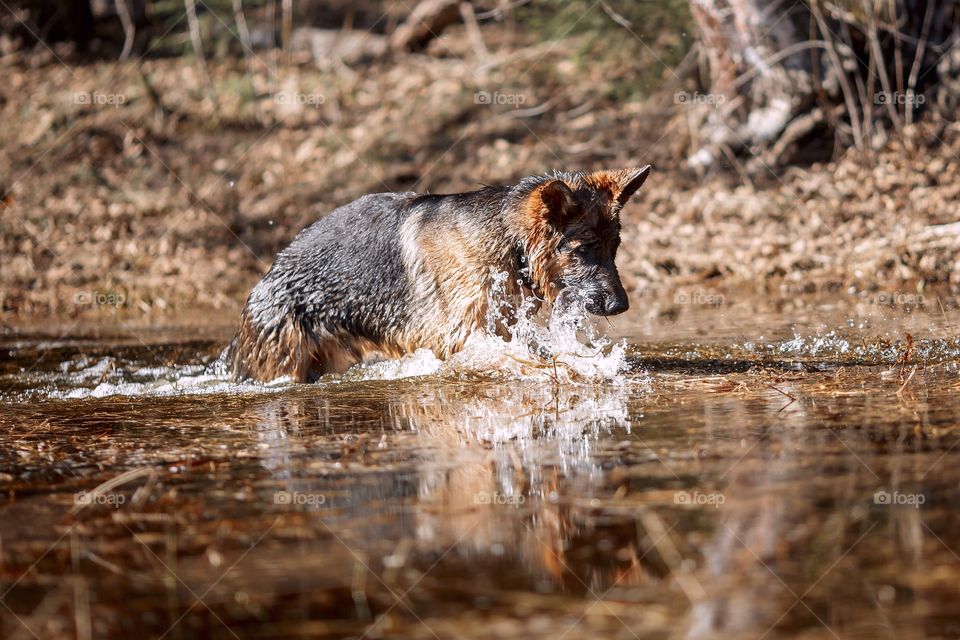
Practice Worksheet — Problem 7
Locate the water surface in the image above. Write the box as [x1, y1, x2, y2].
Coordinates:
[2, 291, 959, 639]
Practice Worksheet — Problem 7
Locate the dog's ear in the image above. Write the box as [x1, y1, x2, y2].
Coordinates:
[538, 180, 577, 228]
[612, 165, 651, 210]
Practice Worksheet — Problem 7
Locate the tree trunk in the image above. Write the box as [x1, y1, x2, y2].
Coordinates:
[686, 0, 960, 172]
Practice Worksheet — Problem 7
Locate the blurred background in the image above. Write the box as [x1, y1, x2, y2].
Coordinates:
[2, 0, 959, 322]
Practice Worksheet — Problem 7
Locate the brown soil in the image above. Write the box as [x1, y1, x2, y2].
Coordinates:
[2, 25, 959, 326]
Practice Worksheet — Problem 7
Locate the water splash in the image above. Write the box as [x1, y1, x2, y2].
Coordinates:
[9, 272, 635, 399]
[352, 269, 631, 383]
[9, 355, 292, 401]
[742, 330, 960, 364]
[60, 369, 292, 398]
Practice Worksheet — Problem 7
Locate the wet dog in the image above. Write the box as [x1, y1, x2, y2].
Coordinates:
[226, 166, 651, 381]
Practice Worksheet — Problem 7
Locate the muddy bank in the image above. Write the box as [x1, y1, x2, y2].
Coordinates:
[3, 42, 960, 322]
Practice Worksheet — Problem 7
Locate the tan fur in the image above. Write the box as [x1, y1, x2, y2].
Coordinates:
[230, 311, 407, 382]
[229, 312, 313, 381]
[398, 214, 519, 358]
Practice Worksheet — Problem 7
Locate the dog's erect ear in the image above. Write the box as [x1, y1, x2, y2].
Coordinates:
[612, 165, 651, 210]
[539, 179, 577, 228]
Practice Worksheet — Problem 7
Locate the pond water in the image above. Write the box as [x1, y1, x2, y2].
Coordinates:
[2, 291, 960, 639]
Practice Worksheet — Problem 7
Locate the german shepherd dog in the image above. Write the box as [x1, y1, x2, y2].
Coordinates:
[226, 166, 651, 382]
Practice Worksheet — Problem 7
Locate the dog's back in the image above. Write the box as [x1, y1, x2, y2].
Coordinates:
[227, 192, 418, 381]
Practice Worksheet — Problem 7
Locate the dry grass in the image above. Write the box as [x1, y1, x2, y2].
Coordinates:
[2, 12, 959, 328]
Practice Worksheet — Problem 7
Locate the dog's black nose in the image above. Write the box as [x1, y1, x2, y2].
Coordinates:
[584, 288, 629, 316]
[603, 295, 629, 315]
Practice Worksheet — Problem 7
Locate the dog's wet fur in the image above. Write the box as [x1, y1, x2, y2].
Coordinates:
[226, 166, 651, 382]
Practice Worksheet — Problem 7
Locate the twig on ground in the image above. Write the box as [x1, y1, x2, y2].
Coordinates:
[905, 0, 935, 126]
[184, 0, 216, 105]
[113, 0, 135, 61]
[460, 2, 489, 62]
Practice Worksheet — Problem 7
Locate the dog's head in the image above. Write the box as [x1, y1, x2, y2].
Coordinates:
[516, 166, 651, 316]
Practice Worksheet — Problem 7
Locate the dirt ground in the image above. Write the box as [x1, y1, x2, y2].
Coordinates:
[2, 13, 960, 326]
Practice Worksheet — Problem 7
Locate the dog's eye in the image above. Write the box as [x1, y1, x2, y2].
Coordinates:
[574, 243, 595, 256]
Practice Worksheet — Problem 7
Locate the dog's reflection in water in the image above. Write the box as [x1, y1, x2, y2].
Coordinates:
[248, 381, 673, 593]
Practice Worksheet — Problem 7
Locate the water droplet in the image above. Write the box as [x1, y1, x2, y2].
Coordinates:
[878, 585, 896, 604]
